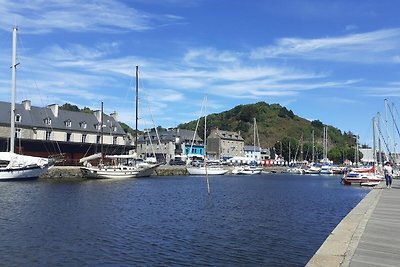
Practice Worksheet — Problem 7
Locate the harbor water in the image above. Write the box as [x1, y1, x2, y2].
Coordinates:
[0, 174, 370, 266]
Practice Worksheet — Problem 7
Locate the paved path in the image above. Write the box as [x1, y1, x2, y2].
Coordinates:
[347, 179, 400, 267]
[307, 179, 400, 267]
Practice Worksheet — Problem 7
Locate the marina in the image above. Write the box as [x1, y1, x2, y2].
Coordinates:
[0, 173, 370, 266]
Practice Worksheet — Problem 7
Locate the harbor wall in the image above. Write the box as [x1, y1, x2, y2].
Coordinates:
[40, 165, 288, 179]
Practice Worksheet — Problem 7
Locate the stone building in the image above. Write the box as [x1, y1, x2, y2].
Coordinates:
[136, 128, 203, 163]
[0, 100, 131, 165]
[206, 129, 244, 160]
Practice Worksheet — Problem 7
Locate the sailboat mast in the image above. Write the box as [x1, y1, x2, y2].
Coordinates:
[204, 96, 208, 156]
[10, 27, 18, 153]
[135, 65, 139, 153]
[372, 117, 376, 173]
[101, 101, 104, 157]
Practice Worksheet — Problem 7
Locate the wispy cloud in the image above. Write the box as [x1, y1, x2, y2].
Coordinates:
[0, 0, 184, 33]
[250, 28, 400, 63]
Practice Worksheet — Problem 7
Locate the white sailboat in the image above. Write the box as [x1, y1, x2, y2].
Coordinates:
[80, 66, 159, 179]
[186, 96, 228, 176]
[232, 118, 263, 175]
[0, 27, 52, 181]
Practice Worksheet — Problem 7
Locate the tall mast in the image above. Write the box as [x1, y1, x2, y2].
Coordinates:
[392, 102, 397, 164]
[311, 130, 315, 163]
[384, 99, 390, 160]
[253, 117, 256, 155]
[204, 96, 208, 156]
[101, 101, 104, 157]
[372, 117, 376, 172]
[135, 65, 139, 153]
[10, 27, 18, 153]
[377, 112, 383, 165]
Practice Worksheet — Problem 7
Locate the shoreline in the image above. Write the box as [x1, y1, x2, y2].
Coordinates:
[39, 165, 289, 179]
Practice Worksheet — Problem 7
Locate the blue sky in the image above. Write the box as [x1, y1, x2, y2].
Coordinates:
[0, 0, 399, 146]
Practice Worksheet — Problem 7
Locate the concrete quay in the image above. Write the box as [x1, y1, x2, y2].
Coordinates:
[40, 165, 288, 179]
[307, 179, 400, 267]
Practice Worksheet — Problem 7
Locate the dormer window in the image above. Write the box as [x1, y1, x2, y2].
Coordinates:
[79, 121, 87, 129]
[44, 117, 51, 126]
[15, 114, 21, 123]
[65, 119, 72, 128]
[112, 126, 117, 132]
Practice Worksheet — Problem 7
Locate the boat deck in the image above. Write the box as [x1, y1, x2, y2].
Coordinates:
[307, 179, 400, 266]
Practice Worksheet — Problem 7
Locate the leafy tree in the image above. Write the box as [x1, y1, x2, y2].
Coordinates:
[311, 120, 324, 128]
[59, 103, 80, 112]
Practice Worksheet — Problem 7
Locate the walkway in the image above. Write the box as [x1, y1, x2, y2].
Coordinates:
[307, 179, 400, 267]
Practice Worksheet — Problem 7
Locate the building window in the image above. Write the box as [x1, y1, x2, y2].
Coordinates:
[81, 134, 87, 143]
[96, 135, 101, 144]
[113, 126, 117, 132]
[45, 131, 51, 140]
[65, 120, 72, 128]
[15, 114, 21, 123]
[44, 117, 51, 126]
[80, 122, 87, 129]
[15, 129, 22, 138]
[113, 136, 117, 145]
[66, 133, 72, 142]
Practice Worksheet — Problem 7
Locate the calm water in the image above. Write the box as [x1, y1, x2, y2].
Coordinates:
[0, 174, 370, 267]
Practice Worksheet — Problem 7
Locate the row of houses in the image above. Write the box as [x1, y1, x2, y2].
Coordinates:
[0, 100, 271, 165]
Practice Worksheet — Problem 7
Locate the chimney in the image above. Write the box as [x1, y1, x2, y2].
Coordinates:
[48, 104, 59, 117]
[93, 110, 102, 122]
[110, 111, 118, 121]
[22, 100, 31, 110]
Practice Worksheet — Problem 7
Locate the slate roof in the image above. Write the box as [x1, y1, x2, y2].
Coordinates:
[244, 145, 261, 152]
[138, 128, 202, 143]
[209, 129, 244, 141]
[0, 101, 126, 136]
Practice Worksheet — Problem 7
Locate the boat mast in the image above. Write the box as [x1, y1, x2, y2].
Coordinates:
[377, 112, 383, 165]
[101, 101, 104, 157]
[135, 65, 139, 154]
[10, 27, 18, 153]
[372, 117, 376, 174]
[311, 130, 315, 163]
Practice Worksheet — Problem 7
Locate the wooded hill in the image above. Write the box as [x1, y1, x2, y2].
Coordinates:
[60, 101, 360, 164]
[178, 102, 359, 164]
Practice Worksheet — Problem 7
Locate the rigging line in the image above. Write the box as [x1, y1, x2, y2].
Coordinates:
[188, 97, 206, 158]
[142, 117, 156, 159]
[17, 31, 63, 156]
[136, 68, 167, 162]
[139, 85, 167, 162]
[389, 103, 400, 141]
[376, 124, 394, 162]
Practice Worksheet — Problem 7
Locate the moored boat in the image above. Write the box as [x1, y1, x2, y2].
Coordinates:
[1, 27, 53, 181]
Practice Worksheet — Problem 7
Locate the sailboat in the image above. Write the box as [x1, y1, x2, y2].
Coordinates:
[186, 96, 228, 175]
[342, 117, 384, 186]
[79, 66, 159, 179]
[232, 118, 263, 175]
[0, 27, 52, 181]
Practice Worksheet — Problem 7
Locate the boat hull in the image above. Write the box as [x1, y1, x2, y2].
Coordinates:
[0, 165, 50, 181]
[80, 164, 159, 179]
[342, 173, 384, 186]
[186, 166, 228, 175]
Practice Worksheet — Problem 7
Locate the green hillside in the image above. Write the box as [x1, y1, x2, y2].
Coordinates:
[178, 102, 358, 163]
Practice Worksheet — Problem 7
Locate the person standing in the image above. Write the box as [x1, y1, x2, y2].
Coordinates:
[383, 161, 393, 188]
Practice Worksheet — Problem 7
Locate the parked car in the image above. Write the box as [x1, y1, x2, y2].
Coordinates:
[169, 159, 186, 165]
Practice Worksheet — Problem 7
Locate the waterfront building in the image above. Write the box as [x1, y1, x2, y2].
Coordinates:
[0, 100, 131, 165]
[136, 128, 203, 163]
[206, 128, 244, 160]
[244, 145, 262, 163]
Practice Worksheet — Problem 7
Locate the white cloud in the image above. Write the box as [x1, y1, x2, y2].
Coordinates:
[250, 28, 400, 63]
[0, 0, 183, 33]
